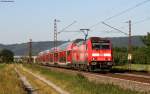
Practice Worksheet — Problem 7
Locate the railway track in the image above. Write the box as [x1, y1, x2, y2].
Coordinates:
[40, 65, 150, 93]
[41, 65, 150, 83]
[114, 73, 150, 79]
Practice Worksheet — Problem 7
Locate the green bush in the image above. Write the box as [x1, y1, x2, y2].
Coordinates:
[0, 49, 14, 63]
[113, 46, 150, 65]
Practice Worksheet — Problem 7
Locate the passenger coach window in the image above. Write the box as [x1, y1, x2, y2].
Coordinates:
[67, 51, 71, 56]
[86, 44, 88, 50]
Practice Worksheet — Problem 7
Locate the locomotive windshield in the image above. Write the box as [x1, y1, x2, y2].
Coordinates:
[92, 40, 110, 50]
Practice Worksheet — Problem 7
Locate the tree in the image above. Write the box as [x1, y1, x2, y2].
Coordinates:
[0, 49, 14, 63]
[142, 32, 150, 46]
[141, 32, 150, 64]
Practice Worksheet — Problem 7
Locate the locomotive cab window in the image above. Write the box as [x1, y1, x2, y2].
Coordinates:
[92, 40, 110, 50]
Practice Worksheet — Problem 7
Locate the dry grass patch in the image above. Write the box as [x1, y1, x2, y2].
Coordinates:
[16, 64, 58, 94]
[0, 64, 26, 94]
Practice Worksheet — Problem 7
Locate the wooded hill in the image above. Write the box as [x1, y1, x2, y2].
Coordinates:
[0, 36, 145, 56]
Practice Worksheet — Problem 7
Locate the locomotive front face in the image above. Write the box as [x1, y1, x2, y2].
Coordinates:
[89, 37, 113, 67]
[92, 41, 112, 61]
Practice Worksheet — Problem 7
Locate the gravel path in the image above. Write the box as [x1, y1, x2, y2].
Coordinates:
[15, 68, 37, 94]
[20, 65, 70, 94]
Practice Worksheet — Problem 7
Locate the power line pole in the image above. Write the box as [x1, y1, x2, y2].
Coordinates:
[102, 21, 132, 71]
[54, 19, 60, 51]
[28, 39, 32, 63]
[53, 19, 60, 63]
[54, 19, 57, 52]
[128, 20, 132, 71]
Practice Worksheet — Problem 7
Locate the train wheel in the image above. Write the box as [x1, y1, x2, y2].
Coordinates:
[85, 65, 89, 72]
[72, 64, 76, 69]
[88, 66, 92, 72]
[79, 64, 85, 71]
[85, 65, 93, 72]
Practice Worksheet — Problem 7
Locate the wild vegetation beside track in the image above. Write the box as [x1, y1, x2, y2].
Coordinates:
[112, 33, 150, 73]
[113, 33, 150, 67]
[0, 63, 5, 69]
[0, 64, 26, 94]
[113, 64, 150, 72]
[23, 64, 147, 94]
[16, 64, 59, 94]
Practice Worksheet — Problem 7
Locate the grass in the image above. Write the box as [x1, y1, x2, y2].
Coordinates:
[0, 64, 26, 94]
[0, 63, 5, 69]
[113, 64, 150, 72]
[16, 64, 59, 94]
[24, 64, 147, 94]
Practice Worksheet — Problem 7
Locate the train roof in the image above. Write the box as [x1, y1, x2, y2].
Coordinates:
[58, 39, 84, 51]
[38, 50, 50, 55]
[88, 37, 109, 40]
[58, 42, 71, 51]
[72, 39, 84, 43]
[37, 38, 84, 55]
[88, 37, 110, 42]
[50, 47, 60, 52]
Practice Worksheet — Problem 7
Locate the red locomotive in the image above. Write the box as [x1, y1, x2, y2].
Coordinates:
[36, 37, 113, 71]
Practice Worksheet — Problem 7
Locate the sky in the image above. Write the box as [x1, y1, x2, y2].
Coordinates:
[0, 0, 150, 44]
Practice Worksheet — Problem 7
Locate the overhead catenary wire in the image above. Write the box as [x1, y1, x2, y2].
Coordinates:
[0, 0, 14, 2]
[57, 21, 90, 40]
[101, 17, 150, 36]
[119, 17, 150, 29]
[89, 0, 150, 29]
[102, 21, 128, 35]
[104, 0, 150, 21]
[134, 17, 150, 25]
[58, 0, 150, 40]
[58, 21, 77, 34]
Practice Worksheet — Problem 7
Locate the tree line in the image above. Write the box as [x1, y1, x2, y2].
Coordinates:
[0, 49, 14, 63]
[113, 32, 150, 65]
[0, 33, 149, 65]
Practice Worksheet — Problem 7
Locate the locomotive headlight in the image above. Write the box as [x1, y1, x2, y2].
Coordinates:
[92, 53, 99, 56]
[104, 53, 111, 56]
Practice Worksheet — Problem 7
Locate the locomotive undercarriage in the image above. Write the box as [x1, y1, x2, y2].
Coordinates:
[40, 60, 113, 71]
[89, 61, 112, 71]
[70, 61, 112, 71]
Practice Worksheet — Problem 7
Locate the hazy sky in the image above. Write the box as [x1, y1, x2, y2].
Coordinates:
[0, 0, 150, 44]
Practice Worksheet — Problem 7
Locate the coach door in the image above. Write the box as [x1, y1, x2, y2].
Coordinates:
[66, 50, 72, 64]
